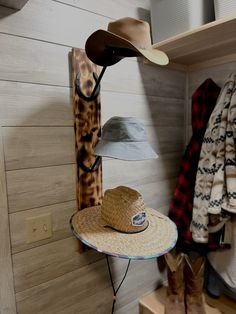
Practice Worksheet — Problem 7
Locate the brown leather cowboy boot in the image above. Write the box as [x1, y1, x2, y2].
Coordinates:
[164, 252, 185, 314]
[184, 254, 206, 314]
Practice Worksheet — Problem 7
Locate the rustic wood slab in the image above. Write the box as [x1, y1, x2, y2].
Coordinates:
[72, 48, 103, 251]
[72, 48, 102, 209]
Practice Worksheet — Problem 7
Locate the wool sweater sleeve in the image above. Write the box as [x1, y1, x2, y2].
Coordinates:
[223, 80, 236, 213]
[191, 74, 236, 243]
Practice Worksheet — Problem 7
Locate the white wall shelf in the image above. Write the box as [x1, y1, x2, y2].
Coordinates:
[154, 16, 236, 69]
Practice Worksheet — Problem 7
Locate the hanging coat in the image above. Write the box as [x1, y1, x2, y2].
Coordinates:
[191, 73, 236, 244]
[169, 78, 221, 252]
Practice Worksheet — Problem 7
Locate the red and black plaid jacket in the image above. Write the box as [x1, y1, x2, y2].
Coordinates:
[169, 78, 221, 253]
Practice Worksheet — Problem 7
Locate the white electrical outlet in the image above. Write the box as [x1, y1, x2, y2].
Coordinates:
[26, 213, 52, 243]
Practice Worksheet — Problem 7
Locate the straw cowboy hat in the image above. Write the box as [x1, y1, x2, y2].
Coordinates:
[71, 186, 177, 259]
[85, 17, 169, 67]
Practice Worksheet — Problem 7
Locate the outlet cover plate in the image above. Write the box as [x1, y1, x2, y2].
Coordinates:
[26, 213, 52, 243]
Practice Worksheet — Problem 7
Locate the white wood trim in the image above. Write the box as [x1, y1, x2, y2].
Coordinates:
[188, 53, 236, 72]
[0, 127, 17, 314]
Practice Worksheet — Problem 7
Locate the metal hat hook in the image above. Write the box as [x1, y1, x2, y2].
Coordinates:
[75, 65, 107, 101]
[75, 47, 120, 102]
[77, 145, 102, 173]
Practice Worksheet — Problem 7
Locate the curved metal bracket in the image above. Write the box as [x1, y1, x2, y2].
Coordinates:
[78, 155, 101, 173]
[75, 72, 100, 101]
[75, 65, 107, 101]
[77, 145, 101, 173]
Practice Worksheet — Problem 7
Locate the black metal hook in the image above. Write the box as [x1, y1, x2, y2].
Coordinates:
[75, 65, 107, 101]
[75, 46, 123, 102]
[77, 145, 101, 173]
[79, 155, 101, 173]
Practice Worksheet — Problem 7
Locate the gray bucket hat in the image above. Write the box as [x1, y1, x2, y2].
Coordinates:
[94, 116, 158, 160]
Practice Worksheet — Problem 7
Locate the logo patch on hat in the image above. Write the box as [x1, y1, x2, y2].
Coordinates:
[132, 211, 146, 226]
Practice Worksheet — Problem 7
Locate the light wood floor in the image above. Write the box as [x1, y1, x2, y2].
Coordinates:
[139, 286, 236, 314]
[205, 292, 236, 314]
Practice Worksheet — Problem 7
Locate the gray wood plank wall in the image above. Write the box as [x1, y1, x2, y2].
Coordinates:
[0, 0, 186, 313]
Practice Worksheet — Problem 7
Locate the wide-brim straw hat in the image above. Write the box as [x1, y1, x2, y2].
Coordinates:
[71, 186, 177, 259]
[85, 17, 169, 67]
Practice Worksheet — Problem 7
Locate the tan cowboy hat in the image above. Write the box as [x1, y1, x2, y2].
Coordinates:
[71, 186, 177, 259]
[85, 17, 169, 67]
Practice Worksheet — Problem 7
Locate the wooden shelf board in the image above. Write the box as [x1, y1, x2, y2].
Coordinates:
[139, 286, 225, 314]
[154, 16, 236, 66]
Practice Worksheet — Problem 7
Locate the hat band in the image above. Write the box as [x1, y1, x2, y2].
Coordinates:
[104, 221, 149, 234]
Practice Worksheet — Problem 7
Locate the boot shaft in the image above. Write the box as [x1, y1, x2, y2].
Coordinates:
[184, 255, 205, 297]
[164, 252, 185, 314]
[165, 252, 185, 295]
[184, 254, 206, 314]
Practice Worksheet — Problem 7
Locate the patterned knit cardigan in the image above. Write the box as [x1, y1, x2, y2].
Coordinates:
[191, 74, 236, 243]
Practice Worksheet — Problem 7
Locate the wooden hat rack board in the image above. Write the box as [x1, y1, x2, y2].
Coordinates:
[71, 48, 103, 251]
